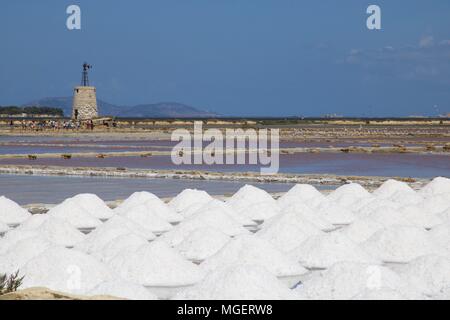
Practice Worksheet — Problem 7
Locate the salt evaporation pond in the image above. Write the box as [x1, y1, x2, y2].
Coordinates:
[0, 177, 449, 299]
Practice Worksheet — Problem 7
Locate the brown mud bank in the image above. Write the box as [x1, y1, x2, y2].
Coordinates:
[0, 164, 429, 189]
[0, 287, 122, 300]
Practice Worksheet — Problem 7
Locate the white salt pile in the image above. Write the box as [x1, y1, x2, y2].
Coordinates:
[108, 240, 203, 287]
[398, 205, 443, 229]
[17, 215, 85, 247]
[277, 184, 325, 209]
[0, 221, 9, 235]
[20, 247, 115, 294]
[91, 233, 149, 263]
[200, 235, 307, 277]
[175, 227, 230, 262]
[327, 183, 373, 208]
[0, 196, 31, 226]
[362, 225, 446, 263]
[257, 210, 322, 252]
[358, 206, 413, 227]
[420, 194, 450, 215]
[0, 229, 42, 255]
[373, 179, 416, 199]
[174, 264, 299, 300]
[227, 185, 278, 221]
[0, 236, 53, 274]
[118, 204, 173, 234]
[169, 189, 214, 214]
[339, 217, 384, 243]
[295, 262, 423, 299]
[355, 198, 401, 216]
[89, 280, 157, 300]
[234, 201, 281, 222]
[315, 201, 356, 225]
[190, 199, 255, 227]
[429, 223, 450, 253]
[75, 219, 149, 255]
[1, 179, 449, 300]
[439, 207, 450, 222]
[70, 194, 115, 220]
[281, 203, 335, 231]
[419, 177, 450, 196]
[101, 215, 156, 241]
[159, 204, 249, 247]
[290, 232, 378, 269]
[116, 192, 183, 224]
[47, 198, 102, 230]
[116, 191, 161, 208]
[395, 254, 450, 297]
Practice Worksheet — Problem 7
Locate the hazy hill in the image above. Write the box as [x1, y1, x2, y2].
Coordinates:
[23, 97, 218, 118]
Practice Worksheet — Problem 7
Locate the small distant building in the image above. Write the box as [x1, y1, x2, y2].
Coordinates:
[72, 62, 98, 120]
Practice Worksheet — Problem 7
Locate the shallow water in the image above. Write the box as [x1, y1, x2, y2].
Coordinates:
[0, 174, 332, 205]
[1, 152, 448, 178]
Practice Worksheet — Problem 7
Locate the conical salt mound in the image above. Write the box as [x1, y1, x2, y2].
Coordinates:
[169, 189, 214, 214]
[108, 241, 203, 287]
[17, 215, 85, 247]
[0, 196, 31, 226]
[235, 201, 281, 222]
[277, 184, 325, 208]
[429, 223, 450, 253]
[190, 199, 255, 227]
[70, 194, 115, 220]
[295, 262, 423, 300]
[359, 206, 413, 227]
[395, 254, 450, 297]
[200, 235, 307, 277]
[328, 183, 371, 201]
[419, 177, 450, 196]
[116, 191, 161, 209]
[290, 232, 378, 269]
[316, 200, 356, 225]
[373, 179, 416, 198]
[47, 198, 102, 229]
[174, 264, 300, 300]
[361, 226, 446, 263]
[89, 280, 158, 300]
[175, 227, 230, 262]
[20, 247, 115, 295]
[159, 206, 249, 247]
[116, 192, 183, 224]
[0, 229, 42, 255]
[257, 210, 322, 252]
[339, 216, 384, 243]
[91, 233, 149, 263]
[227, 185, 276, 208]
[101, 215, 156, 241]
[74, 218, 152, 255]
[280, 203, 334, 231]
[118, 204, 173, 234]
[0, 235, 54, 274]
[398, 205, 443, 229]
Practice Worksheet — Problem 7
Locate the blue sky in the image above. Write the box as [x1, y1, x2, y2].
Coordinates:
[1, 0, 449, 116]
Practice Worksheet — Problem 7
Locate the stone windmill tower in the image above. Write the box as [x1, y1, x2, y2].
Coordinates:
[72, 62, 98, 120]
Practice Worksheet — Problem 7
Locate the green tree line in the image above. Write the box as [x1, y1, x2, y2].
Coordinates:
[0, 106, 64, 116]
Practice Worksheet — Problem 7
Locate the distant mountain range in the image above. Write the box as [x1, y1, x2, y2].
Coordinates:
[23, 97, 219, 118]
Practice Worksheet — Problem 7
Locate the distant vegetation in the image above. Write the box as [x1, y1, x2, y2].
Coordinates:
[0, 106, 64, 116]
